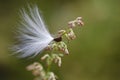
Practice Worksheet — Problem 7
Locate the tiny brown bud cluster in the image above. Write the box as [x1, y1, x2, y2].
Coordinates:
[68, 17, 84, 28]
[58, 42, 69, 55]
[45, 41, 69, 55]
[26, 62, 45, 78]
[76, 17, 84, 26]
[27, 62, 57, 80]
[65, 28, 76, 40]
[65, 17, 84, 41]
[41, 53, 63, 67]
[68, 21, 76, 28]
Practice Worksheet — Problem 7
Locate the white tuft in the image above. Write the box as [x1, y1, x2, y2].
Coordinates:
[13, 5, 53, 58]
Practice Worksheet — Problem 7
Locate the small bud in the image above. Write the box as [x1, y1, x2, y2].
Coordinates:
[58, 30, 66, 36]
[67, 33, 76, 40]
[59, 48, 65, 53]
[75, 17, 84, 26]
[41, 54, 49, 60]
[67, 28, 76, 40]
[68, 21, 76, 28]
[53, 55, 62, 67]
[48, 72, 56, 80]
[26, 62, 44, 77]
[57, 57, 62, 67]
[26, 64, 35, 71]
[76, 17, 82, 20]
[64, 48, 69, 55]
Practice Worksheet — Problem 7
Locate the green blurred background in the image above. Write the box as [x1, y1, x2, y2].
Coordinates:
[0, 0, 120, 80]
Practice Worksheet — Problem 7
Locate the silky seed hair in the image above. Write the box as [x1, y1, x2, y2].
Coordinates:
[13, 5, 54, 58]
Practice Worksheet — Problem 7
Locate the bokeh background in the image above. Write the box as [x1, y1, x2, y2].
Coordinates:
[0, 0, 120, 80]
